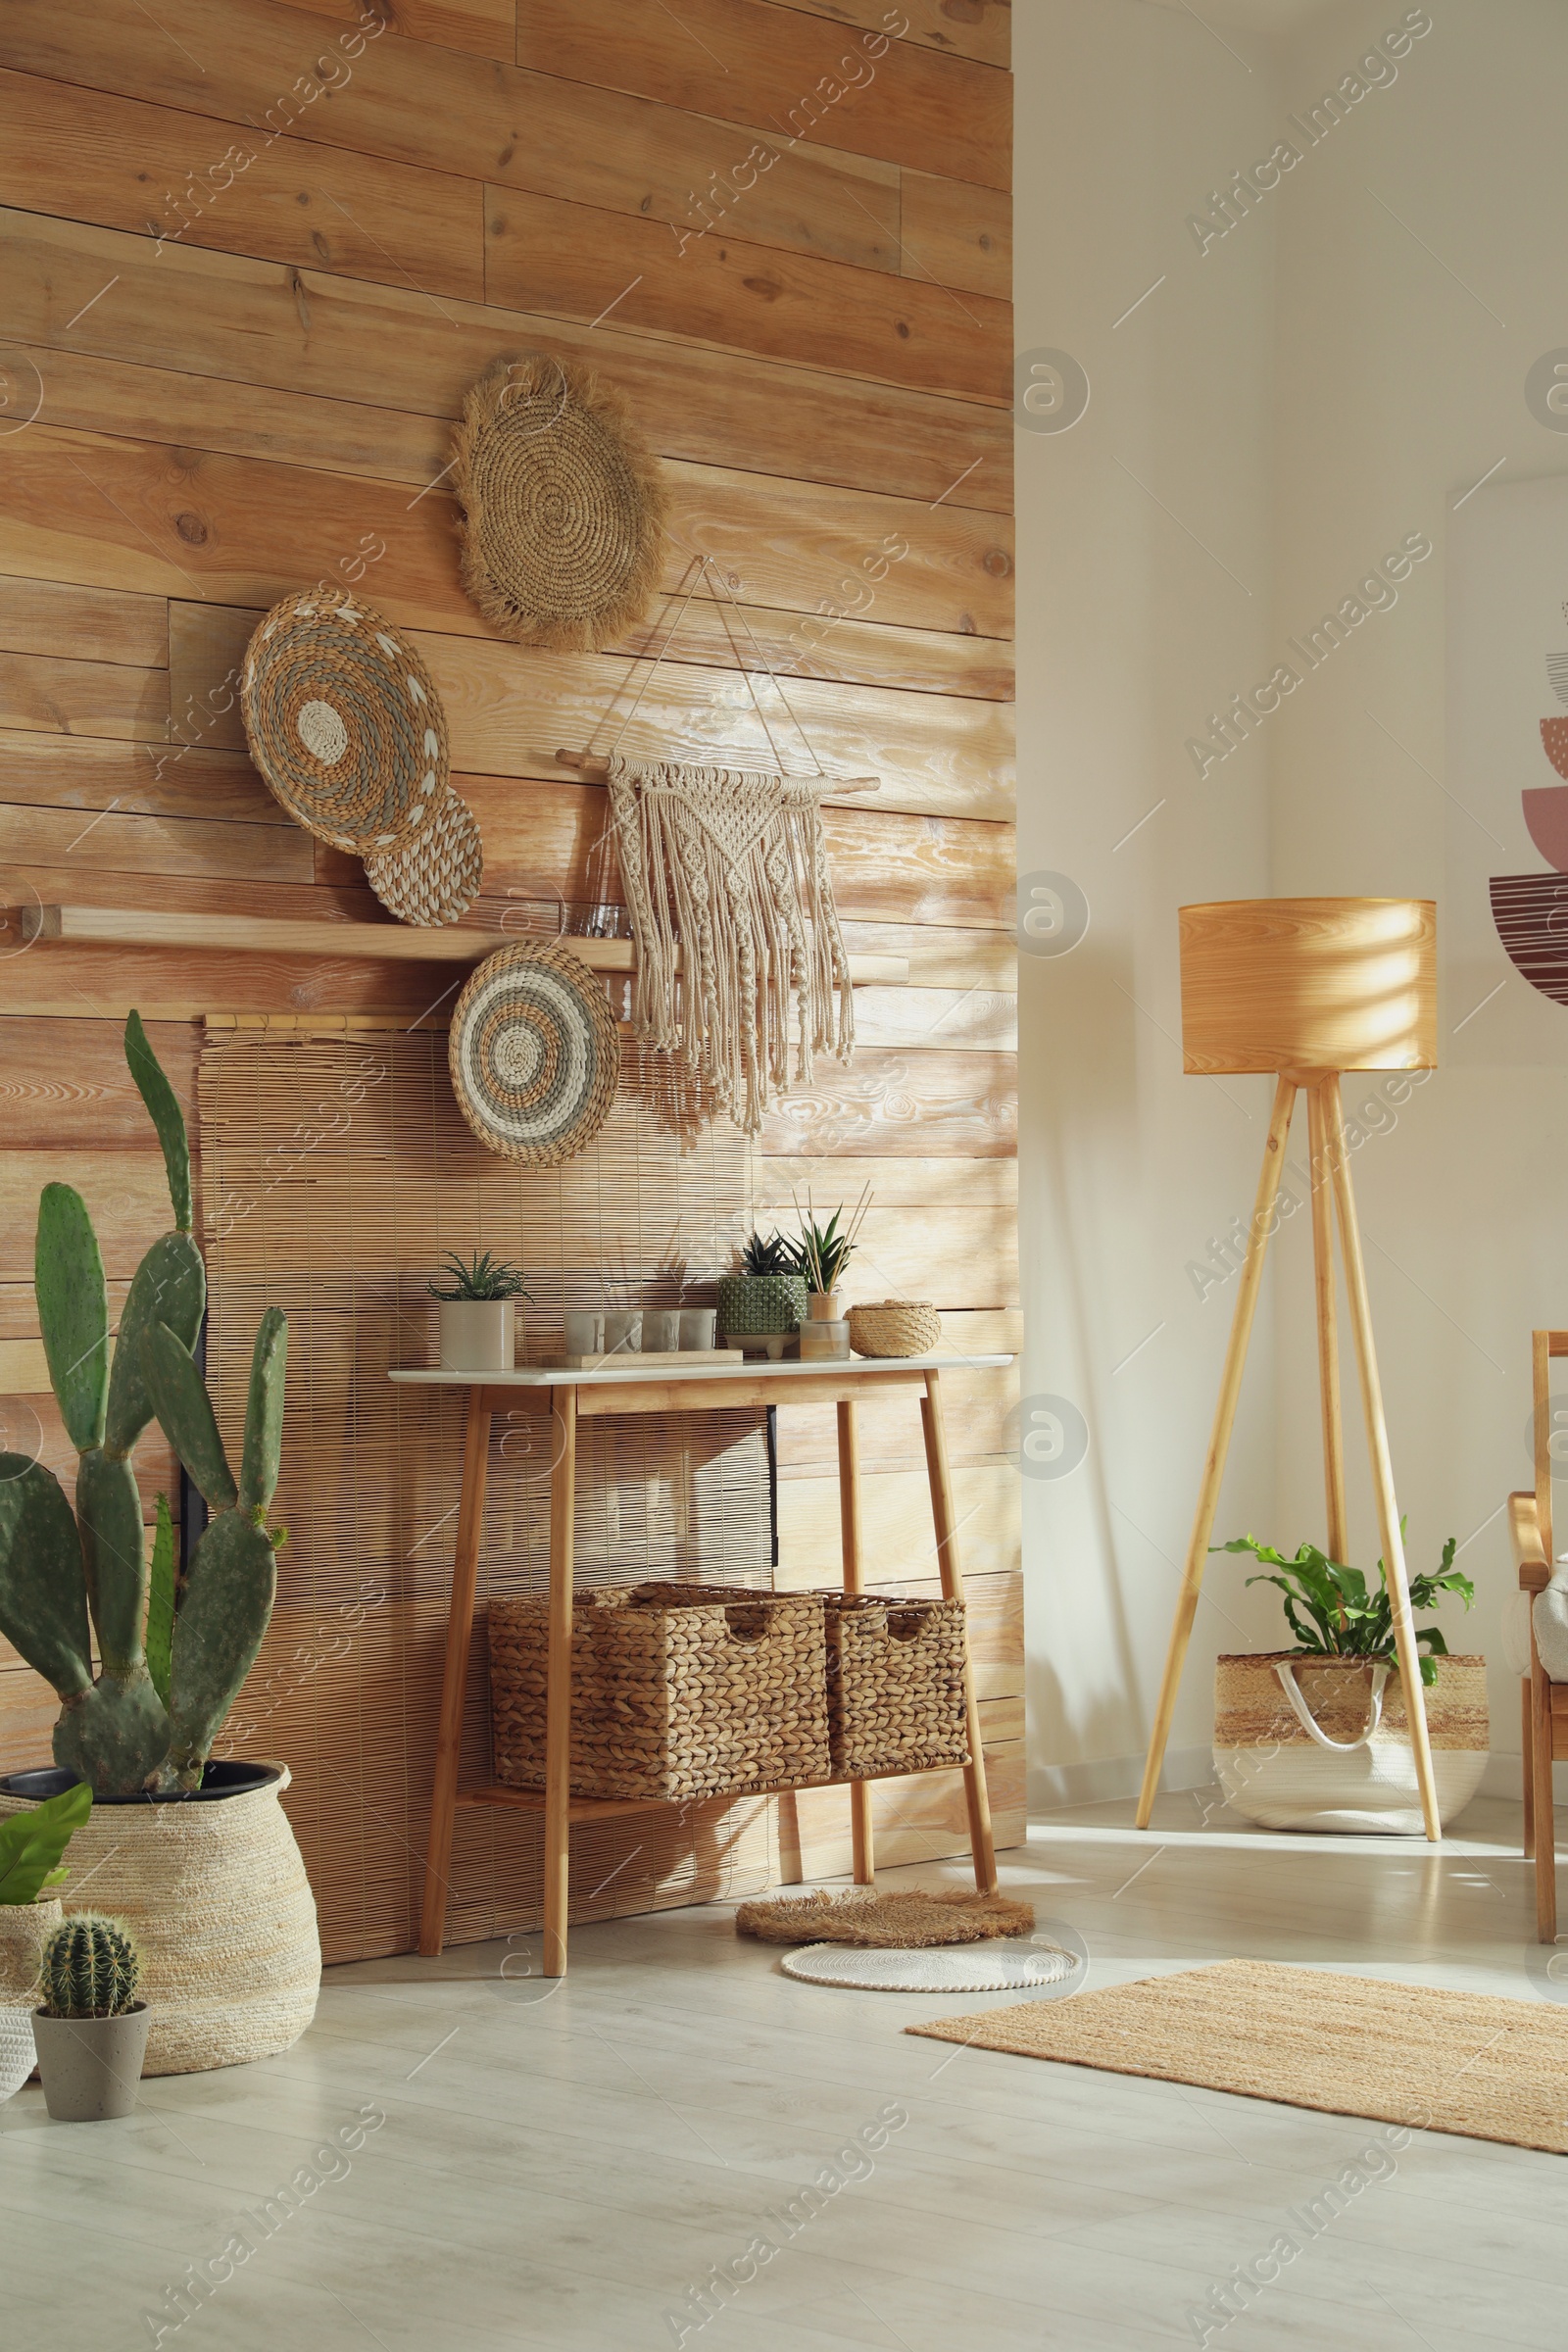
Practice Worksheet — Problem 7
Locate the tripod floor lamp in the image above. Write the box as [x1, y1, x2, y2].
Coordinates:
[1135, 897, 1443, 1842]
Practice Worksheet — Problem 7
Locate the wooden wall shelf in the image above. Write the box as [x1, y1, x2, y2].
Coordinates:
[20, 905, 908, 986]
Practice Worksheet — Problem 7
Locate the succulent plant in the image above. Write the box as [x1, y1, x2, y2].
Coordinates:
[739, 1231, 794, 1278]
[0, 1014, 288, 1796]
[786, 1187, 873, 1296]
[39, 1914, 141, 2018]
[426, 1250, 533, 1302]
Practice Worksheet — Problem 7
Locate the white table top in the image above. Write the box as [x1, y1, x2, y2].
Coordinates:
[390, 1352, 1011, 1389]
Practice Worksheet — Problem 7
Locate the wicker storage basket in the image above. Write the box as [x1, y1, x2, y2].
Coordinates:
[823, 1593, 970, 1778]
[489, 1583, 831, 1801]
[847, 1300, 942, 1358]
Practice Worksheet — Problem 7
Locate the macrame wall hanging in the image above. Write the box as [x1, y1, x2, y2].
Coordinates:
[559, 558, 878, 1136]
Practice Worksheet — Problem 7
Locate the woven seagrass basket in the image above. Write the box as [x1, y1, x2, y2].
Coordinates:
[489, 1583, 831, 1801]
[847, 1300, 942, 1358]
[823, 1594, 970, 1779]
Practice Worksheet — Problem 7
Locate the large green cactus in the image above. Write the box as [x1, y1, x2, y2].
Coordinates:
[0, 1014, 288, 1798]
[145, 1309, 288, 1790]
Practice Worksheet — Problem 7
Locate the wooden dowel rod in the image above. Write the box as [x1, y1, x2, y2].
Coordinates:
[554, 749, 881, 791]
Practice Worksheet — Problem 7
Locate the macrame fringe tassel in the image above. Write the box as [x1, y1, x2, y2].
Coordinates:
[607, 757, 854, 1135]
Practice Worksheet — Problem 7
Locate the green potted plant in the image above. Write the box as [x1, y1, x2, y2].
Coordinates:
[717, 1232, 808, 1361]
[31, 1915, 148, 2122]
[428, 1250, 532, 1373]
[0, 1782, 91, 2104]
[788, 1189, 872, 1321]
[0, 1012, 319, 2077]
[1210, 1530, 1487, 1833]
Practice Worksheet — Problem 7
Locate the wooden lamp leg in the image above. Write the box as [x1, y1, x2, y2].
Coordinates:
[1136, 1076, 1298, 1828]
[418, 1388, 494, 1958]
[1306, 1084, 1348, 1562]
[921, 1368, 997, 1893]
[1320, 1081, 1442, 1843]
[836, 1398, 875, 1886]
[543, 1384, 578, 1979]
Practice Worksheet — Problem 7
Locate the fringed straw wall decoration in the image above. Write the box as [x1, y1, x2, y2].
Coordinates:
[199, 1024, 772, 1962]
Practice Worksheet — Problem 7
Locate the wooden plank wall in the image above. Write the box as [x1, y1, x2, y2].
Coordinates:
[0, 0, 1019, 1883]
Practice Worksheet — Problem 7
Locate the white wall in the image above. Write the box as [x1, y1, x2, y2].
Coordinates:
[1016, 0, 1568, 1806]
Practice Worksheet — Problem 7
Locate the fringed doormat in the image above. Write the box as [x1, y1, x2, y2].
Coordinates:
[737, 1888, 1034, 1946]
[907, 1960, 1568, 2155]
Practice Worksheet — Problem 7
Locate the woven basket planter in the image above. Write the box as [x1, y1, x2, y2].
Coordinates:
[490, 1582, 831, 1801]
[0, 1763, 320, 2077]
[848, 1301, 942, 1358]
[823, 1594, 970, 1778]
[717, 1273, 808, 1340]
[1212, 1653, 1489, 1834]
[0, 1894, 60, 2103]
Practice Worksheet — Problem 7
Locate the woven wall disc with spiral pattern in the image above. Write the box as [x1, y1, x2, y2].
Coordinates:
[364, 786, 484, 927]
[240, 590, 450, 854]
[448, 940, 620, 1164]
[452, 354, 667, 654]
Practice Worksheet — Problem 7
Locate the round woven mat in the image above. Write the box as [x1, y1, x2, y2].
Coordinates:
[240, 590, 450, 853]
[449, 941, 619, 1165]
[780, 1941, 1081, 1994]
[365, 787, 483, 927]
[453, 354, 666, 653]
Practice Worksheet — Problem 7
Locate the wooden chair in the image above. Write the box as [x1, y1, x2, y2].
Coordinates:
[1508, 1329, 1568, 1941]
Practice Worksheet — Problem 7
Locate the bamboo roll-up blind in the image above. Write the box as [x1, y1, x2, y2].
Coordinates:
[199, 1025, 773, 1961]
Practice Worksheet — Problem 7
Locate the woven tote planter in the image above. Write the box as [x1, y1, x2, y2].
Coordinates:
[823, 1594, 970, 1779]
[847, 1301, 943, 1358]
[1212, 1653, 1489, 1834]
[489, 1582, 831, 1801]
[0, 1764, 319, 2076]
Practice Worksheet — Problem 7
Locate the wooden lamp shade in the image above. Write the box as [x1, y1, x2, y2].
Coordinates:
[1139, 893, 1445, 1845]
[1180, 898, 1437, 1075]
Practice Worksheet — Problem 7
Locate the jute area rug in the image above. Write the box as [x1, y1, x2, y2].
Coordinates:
[907, 1959, 1568, 2155]
[736, 1888, 1034, 1947]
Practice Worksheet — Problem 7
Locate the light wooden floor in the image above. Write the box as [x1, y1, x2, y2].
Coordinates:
[3, 1792, 1559, 2351]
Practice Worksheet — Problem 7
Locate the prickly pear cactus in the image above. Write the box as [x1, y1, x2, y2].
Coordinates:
[0, 1010, 284, 1800]
[39, 1913, 141, 2018]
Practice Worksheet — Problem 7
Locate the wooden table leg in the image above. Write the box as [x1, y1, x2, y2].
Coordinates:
[1523, 1677, 1537, 1862]
[1307, 1082, 1348, 1562]
[543, 1384, 578, 1979]
[836, 1398, 874, 1886]
[1136, 1076, 1298, 1828]
[418, 1387, 493, 1958]
[1321, 1081, 1442, 1843]
[921, 1367, 997, 1894]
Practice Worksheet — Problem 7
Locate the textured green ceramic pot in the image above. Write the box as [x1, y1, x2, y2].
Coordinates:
[717, 1273, 808, 1338]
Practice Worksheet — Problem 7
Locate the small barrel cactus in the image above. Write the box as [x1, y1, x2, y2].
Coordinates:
[40, 1914, 141, 2018]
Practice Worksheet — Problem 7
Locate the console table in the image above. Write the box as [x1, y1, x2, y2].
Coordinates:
[390, 1354, 1010, 1973]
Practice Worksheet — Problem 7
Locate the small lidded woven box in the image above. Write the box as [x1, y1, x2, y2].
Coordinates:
[823, 1593, 969, 1779]
[488, 1582, 830, 1801]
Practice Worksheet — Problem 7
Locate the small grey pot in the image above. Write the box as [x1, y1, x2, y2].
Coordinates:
[33, 2004, 151, 2122]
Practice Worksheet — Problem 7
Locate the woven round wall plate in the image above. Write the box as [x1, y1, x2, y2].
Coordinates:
[240, 590, 450, 854]
[364, 786, 483, 927]
[452, 353, 667, 653]
[449, 940, 619, 1165]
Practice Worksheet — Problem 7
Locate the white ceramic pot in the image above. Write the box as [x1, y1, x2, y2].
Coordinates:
[0, 1763, 319, 2077]
[438, 1298, 516, 1373]
[1212, 1652, 1489, 1834]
